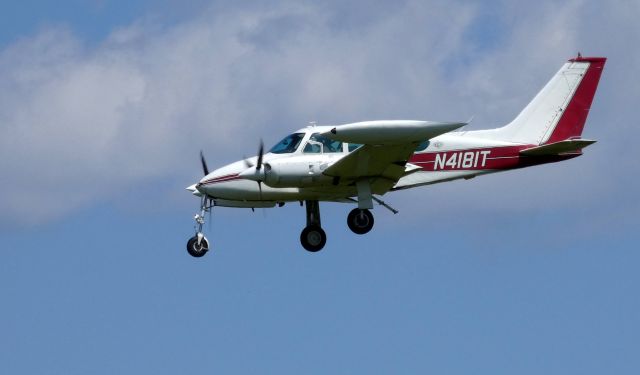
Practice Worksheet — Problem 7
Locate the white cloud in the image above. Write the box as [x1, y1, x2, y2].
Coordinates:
[0, 0, 637, 226]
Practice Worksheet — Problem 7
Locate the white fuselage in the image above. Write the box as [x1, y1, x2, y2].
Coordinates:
[194, 126, 527, 207]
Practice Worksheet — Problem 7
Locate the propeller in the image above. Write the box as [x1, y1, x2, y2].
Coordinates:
[238, 139, 267, 202]
[243, 140, 263, 169]
[200, 150, 210, 176]
[256, 140, 264, 171]
[256, 140, 264, 200]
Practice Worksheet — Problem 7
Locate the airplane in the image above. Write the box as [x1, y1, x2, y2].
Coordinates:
[185, 55, 606, 257]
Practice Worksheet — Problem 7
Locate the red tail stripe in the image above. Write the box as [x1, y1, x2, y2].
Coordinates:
[546, 57, 606, 143]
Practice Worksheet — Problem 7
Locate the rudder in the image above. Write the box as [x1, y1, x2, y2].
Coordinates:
[544, 56, 606, 144]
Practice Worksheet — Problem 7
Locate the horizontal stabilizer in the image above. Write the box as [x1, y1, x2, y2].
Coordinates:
[321, 120, 466, 145]
[519, 139, 596, 156]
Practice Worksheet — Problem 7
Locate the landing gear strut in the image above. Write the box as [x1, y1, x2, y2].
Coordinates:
[300, 200, 326, 252]
[347, 208, 374, 234]
[187, 195, 211, 258]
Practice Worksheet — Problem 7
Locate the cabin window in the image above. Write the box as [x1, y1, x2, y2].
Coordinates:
[303, 133, 343, 153]
[269, 133, 305, 154]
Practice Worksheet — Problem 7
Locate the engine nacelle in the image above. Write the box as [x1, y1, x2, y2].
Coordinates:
[263, 159, 333, 188]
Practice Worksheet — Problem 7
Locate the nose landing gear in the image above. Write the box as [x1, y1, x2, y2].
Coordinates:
[186, 196, 212, 258]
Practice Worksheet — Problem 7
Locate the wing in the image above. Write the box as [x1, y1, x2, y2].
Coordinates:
[322, 120, 466, 194]
[322, 143, 420, 194]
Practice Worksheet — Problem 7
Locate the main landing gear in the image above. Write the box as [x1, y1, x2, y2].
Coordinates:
[298, 198, 395, 252]
[300, 200, 326, 252]
[347, 208, 374, 234]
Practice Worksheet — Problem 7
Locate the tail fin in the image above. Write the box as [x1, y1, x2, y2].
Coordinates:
[494, 56, 606, 145]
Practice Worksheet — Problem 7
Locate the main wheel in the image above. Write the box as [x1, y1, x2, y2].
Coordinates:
[347, 208, 374, 234]
[300, 225, 327, 252]
[187, 235, 210, 257]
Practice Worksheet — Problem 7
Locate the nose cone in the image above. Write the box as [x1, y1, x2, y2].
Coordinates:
[188, 159, 256, 200]
[185, 183, 203, 196]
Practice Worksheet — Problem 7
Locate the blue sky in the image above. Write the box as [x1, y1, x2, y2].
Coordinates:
[1, 1, 639, 374]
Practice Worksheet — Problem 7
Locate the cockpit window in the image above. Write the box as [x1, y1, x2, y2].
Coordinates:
[269, 133, 305, 154]
[303, 133, 343, 153]
[348, 143, 362, 152]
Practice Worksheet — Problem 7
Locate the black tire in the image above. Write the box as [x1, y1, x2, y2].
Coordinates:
[187, 235, 209, 257]
[300, 225, 327, 252]
[347, 208, 374, 235]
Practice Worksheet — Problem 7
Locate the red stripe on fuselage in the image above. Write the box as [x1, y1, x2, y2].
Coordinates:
[409, 145, 578, 171]
[201, 173, 241, 185]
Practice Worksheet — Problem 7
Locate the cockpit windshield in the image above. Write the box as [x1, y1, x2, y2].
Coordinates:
[269, 133, 305, 154]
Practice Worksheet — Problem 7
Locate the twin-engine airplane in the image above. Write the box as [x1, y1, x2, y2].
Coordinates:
[186, 55, 606, 257]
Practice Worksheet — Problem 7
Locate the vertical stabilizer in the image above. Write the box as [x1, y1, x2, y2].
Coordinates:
[492, 56, 606, 145]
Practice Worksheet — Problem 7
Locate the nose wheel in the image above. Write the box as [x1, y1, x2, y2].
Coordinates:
[187, 234, 209, 257]
[347, 208, 374, 234]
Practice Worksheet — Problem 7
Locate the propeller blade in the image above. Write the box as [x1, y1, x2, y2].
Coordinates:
[258, 181, 266, 217]
[256, 139, 264, 171]
[200, 150, 210, 176]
